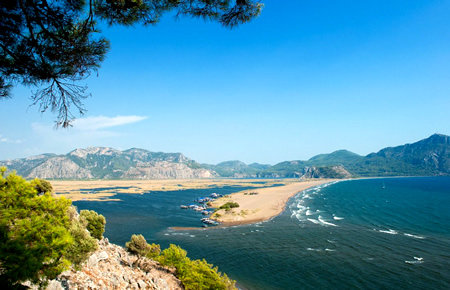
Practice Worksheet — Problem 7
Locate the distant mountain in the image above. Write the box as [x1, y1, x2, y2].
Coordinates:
[1, 134, 448, 179]
[351, 133, 450, 176]
[203, 160, 271, 178]
[1, 147, 216, 179]
[306, 150, 363, 167]
[261, 134, 449, 178]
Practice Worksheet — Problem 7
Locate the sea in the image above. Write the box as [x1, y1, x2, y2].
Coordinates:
[74, 177, 450, 289]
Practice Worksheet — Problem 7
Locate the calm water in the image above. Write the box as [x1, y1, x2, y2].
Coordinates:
[74, 177, 450, 289]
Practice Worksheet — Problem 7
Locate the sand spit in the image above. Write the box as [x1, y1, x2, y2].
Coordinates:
[210, 179, 335, 226]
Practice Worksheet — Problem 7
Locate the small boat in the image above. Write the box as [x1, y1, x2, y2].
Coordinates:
[202, 218, 219, 225]
[180, 205, 189, 209]
[201, 210, 210, 215]
[193, 206, 206, 212]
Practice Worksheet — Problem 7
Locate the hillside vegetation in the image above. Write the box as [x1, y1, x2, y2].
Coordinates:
[0, 168, 235, 289]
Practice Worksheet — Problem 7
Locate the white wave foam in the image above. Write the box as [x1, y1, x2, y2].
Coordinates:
[307, 218, 321, 224]
[318, 216, 338, 227]
[378, 229, 398, 235]
[404, 233, 425, 239]
[306, 248, 322, 252]
[405, 259, 424, 264]
[290, 181, 344, 224]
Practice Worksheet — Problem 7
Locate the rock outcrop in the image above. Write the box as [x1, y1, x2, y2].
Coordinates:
[123, 161, 215, 179]
[44, 239, 183, 290]
[28, 157, 94, 179]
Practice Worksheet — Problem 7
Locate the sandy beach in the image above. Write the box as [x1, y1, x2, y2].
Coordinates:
[210, 179, 336, 226]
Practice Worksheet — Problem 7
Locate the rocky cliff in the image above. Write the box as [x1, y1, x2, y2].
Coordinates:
[39, 238, 183, 290]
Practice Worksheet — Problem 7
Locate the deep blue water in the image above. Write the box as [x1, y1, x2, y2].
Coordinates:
[73, 177, 450, 289]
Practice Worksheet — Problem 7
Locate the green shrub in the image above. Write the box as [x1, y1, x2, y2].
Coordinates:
[127, 234, 149, 255]
[181, 259, 236, 290]
[65, 207, 98, 269]
[80, 210, 106, 240]
[147, 243, 161, 259]
[218, 202, 240, 211]
[0, 168, 73, 287]
[158, 244, 188, 268]
[159, 244, 236, 290]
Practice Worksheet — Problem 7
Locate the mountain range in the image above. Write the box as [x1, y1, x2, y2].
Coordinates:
[1, 134, 448, 179]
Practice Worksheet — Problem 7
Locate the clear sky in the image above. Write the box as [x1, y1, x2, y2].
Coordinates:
[1, 0, 450, 164]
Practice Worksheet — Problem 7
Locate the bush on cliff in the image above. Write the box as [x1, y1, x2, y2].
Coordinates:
[0, 168, 73, 287]
[65, 207, 98, 269]
[80, 210, 106, 240]
[158, 244, 236, 290]
[126, 235, 236, 290]
[126, 234, 160, 258]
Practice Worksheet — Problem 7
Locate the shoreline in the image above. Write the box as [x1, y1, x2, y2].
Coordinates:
[173, 179, 339, 230]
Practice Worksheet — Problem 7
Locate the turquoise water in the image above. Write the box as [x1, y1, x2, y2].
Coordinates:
[74, 177, 450, 289]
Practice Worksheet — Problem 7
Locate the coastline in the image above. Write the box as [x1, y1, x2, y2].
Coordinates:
[170, 179, 338, 230]
[209, 179, 337, 226]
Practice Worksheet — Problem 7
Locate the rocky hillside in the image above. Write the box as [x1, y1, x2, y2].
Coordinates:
[1, 147, 216, 180]
[37, 238, 183, 290]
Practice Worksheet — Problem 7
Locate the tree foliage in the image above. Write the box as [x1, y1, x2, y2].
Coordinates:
[0, 167, 73, 287]
[0, 168, 100, 287]
[79, 209, 105, 240]
[30, 178, 53, 195]
[0, 0, 263, 127]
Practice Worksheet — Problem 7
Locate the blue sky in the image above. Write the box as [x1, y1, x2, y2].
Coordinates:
[1, 0, 450, 164]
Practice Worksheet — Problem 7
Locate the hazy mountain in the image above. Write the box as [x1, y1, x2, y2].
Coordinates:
[306, 150, 363, 167]
[1, 134, 448, 179]
[203, 160, 271, 178]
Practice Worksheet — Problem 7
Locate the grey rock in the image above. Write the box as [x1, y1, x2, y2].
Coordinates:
[46, 280, 64, 290]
